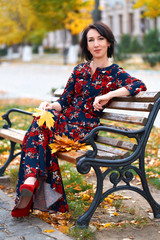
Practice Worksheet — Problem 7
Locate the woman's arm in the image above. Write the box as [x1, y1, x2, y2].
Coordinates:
[38, 66, 78, 112]
[39, 101, 62, 112]
[93, 87, 130, 111]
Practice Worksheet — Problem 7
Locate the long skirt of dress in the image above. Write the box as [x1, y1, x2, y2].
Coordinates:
[15, 109, 90, 213]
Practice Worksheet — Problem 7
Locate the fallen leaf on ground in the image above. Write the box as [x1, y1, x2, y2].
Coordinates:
[73, 185, 82, 191]
[44, 229, 55, 233]
[103, 223, 112, 228]
[113, 212, 119, 216]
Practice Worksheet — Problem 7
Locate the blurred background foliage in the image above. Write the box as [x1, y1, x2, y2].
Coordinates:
[0, 0, 94, 46]
[0, 0, 47, 45]
[115, 28, 160, 66]
[0, 0, 160, 66]
[132, 0, 160, 18]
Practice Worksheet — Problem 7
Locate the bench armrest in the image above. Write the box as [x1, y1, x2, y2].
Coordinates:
[80, 125, 145, 158]
[2, 108, 33, 128]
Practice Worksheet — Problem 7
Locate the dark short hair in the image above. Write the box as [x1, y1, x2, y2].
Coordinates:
[80, 22, 116, 61]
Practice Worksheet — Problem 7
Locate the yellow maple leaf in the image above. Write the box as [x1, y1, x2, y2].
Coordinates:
[0, 185, 5, 190]
[44, 229, 55, 233]
[32, 109, 55, 130]
[113, 212, 119, 216]
[56, 225, 69, 234]
[104, 197, 113, 205]
[73, 185, 82, 191]
[82, 194, 90, 201]
[103, 223, 112, 228]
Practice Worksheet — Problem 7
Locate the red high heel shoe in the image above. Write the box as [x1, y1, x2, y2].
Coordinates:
[11, 196, 33, 217]
[11, 179, 39, 218]
[20, 179, 39, 197]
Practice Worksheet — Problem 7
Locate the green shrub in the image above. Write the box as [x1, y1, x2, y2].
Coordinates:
[143, 54, 160, 66]
[118, 34, 131, 53]
[44, 47, 59, 54]
[32, 44, 39, 54]
[0, 48, 7, 57]
[143, 28, 160, 53]
[115, 35, 142, 60]
[130, 37, 142, 53]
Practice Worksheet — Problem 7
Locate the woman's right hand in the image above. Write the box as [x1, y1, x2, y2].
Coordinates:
[38, 101, 62, 112]
[38, 101, 53, 111]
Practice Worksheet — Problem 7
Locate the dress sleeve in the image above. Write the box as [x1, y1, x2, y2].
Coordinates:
[115, 67, 147, 96]
[56, 67, 76, 109]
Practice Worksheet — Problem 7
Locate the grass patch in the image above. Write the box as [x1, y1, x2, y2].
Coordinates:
[0, 104, 35, 130]
[69, 225, 96, 240]
[60, 162, 94, 220]
[9, 166, 19, 188]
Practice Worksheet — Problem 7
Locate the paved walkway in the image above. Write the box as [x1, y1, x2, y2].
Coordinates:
[0, 177, 73, 240]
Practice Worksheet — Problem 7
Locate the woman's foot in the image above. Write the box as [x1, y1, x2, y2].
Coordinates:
[11, 196, 33, 217]
[20, 178, 39, 197]
[11, 178, 39, 217]
[23, 177, 37, 185]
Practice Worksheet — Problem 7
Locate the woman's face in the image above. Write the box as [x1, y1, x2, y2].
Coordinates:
[87, 28, 110, 60]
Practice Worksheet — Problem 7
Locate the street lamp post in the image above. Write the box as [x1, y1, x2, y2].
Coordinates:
[92, 0, 101, 22]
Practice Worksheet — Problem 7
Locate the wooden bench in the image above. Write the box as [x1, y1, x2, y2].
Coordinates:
[0, 91, 160, 228]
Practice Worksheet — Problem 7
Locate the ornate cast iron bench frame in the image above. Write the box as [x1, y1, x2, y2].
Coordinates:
[0, 91, 160, 228]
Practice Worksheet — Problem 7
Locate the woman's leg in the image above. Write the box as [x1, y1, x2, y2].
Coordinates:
[13, 116, 69, 214]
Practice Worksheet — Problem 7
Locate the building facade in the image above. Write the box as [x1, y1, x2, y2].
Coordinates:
[44, 0, 160, 48]
[101, 0, 160, 42]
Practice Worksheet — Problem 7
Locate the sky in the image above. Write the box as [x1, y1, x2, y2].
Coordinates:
[105, 0, 124, 7]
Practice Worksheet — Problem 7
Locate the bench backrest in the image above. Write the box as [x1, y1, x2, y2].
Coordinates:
[53, 90, 160, 160]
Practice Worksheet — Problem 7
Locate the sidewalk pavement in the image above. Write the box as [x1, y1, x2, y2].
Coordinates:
[0, 176, 73, 240]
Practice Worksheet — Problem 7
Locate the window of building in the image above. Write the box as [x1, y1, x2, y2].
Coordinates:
[140, 11, 146, 33]
[119, 14, 123, 34]
[129, 13, 134, 34]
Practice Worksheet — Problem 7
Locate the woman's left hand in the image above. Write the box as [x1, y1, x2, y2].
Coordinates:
[93, 88, 131, 111]
[93, 94, 111, 111]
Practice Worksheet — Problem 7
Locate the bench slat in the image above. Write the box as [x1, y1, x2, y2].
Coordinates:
[101, 112, 147, 126]
[96, 135, 137, 151]
[0, 128, 24, 144]
[57, 151, 85, 164]
[96, 143, 130, 158]
[108, 101, 153, 112]
[54, 91, 160, 103]
[100, 123, 137, 132]
[96, 150, 119, 160]
[115, 91, 160, 102]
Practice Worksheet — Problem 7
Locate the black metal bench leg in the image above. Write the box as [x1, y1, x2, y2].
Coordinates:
[0, 141, 20, 176]
[77, 165, 103, 228]
[140, 152, 160, 218]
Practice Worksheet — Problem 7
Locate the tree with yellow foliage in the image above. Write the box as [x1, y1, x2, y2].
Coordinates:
[64, 0, 94, 36]
[30, 0, 94, 63]
[30, 0, 94, 41]
[0, 0, 94, 45]
[131, 0, 160, 18]
[0, 0, 46, 46]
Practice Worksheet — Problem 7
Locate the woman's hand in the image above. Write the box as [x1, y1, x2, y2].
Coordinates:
[38, 101, 62, 112]
[93, 88, 131, 111]
[93, 94, 111, 111]
[38, 101, 53, 111]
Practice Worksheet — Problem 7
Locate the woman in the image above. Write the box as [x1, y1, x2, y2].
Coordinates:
[11, 22, 147, 217]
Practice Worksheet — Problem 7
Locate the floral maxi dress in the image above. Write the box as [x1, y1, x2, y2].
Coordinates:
[15, 62, 147, 213]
